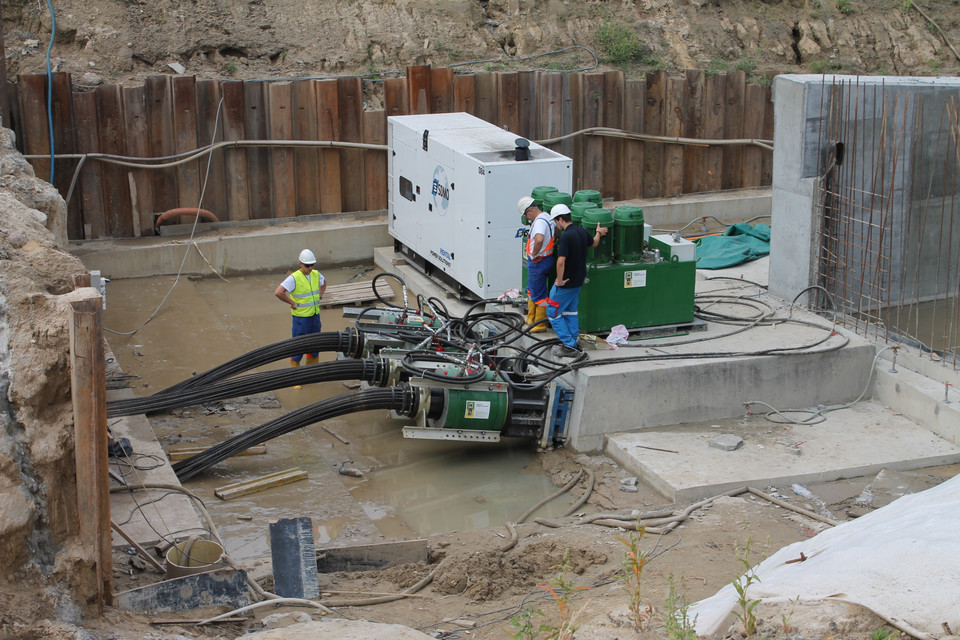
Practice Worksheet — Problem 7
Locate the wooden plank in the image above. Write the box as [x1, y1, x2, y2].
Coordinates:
[580, 73, 604, 193]
[722, 70, 746, 190]
[517, 70, 538, 139]
[320, 280, 394, 307]
[315, 79, 342, 214]
[167, 444, 266, 461]
[172, 76, 201, 210]
[683, 69, 705, 194]
[195, 80, 227, 221]
[215, 468, 308, 500]
[538, 73, 562, 142]
[122, 85, 156, 236]
[703, 74, 725, 192]
[643, 71, 665, 198]
[73, 92, 104, 239]
[337, 76, 365, 212]
[602, 70, 623, 199]
[317, 539, 428, 573]
[562, 72, 580, 173]
[760, 81, 775, 186]
[620, 78, 645, 200]
[220, 81, 250, 221]
[363, 110, 387, 211]
[407, 65, 432, 114]
[473, 72, 497, 125]
[267, 82, 295, 218]
[243, 80, 272, 219]
[97, 84, 132, 237]
[145, 76, 179, 216]
[70, 292, 112, 608]
[293, 79, 320, 217]
[17, 74, 50, 183]
[49, 73, 81, 239]
[453, 74, 475, 114]
[663, 74, 686, 197]
[384, 77, 408, 117]
[742, 83, 766, 188]
[497, 72, 519, 133]
[430, 66, 454, 114]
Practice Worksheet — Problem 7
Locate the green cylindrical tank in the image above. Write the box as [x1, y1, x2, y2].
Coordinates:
[582, 208, 614, 265]
[542, 191, 573, 212]
[437, 389, 509, 431]
[573, 189, 602, 206]
[570, 201, 598, 227]
[531, 186, 558, 210]
[613, 205, 645, 263]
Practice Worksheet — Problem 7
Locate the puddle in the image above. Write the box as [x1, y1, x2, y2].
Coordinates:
[104, 264, 571, 560]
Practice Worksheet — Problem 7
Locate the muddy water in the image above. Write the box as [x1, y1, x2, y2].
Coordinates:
[104, 264, 568, 561]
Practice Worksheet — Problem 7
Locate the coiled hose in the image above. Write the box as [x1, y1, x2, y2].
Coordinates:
[107, 358, 386, 417]
[172, 385, 418, 481]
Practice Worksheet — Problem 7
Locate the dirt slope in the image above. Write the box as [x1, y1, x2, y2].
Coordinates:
[3, 0, 959, 88]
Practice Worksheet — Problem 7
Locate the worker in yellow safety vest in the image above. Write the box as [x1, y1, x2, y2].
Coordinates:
[274, 249, 327, 374]
[519, 196, 557, 333]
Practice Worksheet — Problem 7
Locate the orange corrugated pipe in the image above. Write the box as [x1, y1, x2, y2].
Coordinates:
[154, 208, 219, 231]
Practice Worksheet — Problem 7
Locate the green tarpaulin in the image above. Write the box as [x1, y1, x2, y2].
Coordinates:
[695, 222, 771, 269]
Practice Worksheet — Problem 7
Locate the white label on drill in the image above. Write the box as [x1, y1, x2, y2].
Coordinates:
[465, 400, 491, 419]
[624, 270, 647, 289]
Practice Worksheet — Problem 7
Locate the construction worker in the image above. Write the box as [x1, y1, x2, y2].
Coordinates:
[519, 196, 557, 333]
[274, 249, 327, 373]
[546, 206, 607, 358]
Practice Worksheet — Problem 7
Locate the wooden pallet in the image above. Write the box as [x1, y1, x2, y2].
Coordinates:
[320, 280, 395, 307]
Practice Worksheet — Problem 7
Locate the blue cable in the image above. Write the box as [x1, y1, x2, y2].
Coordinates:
[45, 0, 56, 183]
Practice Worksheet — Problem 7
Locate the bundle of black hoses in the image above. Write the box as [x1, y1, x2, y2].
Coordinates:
[173, 385, 418, 482]
[107, 358, 386, 418]
[156, 330, 363, 395]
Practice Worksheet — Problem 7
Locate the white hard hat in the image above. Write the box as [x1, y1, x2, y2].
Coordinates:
[517, 196, 536, 216]
[548, 203, 571, 219]
[298, 249, 316, 264]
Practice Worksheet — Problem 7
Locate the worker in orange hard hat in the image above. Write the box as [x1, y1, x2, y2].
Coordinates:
[274, 249, 327, 381]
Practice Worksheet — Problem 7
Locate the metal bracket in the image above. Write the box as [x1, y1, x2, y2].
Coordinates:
[402, 426, 500, 442]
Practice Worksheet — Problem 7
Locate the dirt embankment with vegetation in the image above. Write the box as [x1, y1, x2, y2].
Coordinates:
[3, 0, 959, 91]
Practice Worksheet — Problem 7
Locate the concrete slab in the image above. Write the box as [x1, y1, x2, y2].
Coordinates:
[606, 401, 960, 501]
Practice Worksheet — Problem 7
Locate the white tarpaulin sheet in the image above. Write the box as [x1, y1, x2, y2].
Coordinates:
[690, 473, 960, 639]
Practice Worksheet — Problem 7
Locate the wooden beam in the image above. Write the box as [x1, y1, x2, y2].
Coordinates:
[70, 289, 112, 609]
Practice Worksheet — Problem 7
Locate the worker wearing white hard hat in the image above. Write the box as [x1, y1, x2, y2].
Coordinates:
[274, 249, 327, 376]
[518, 196, 557, 333]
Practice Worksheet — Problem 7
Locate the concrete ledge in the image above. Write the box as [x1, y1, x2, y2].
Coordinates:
[874, 366, 960, 446]
[614, 187, 771, 231]
[70, 211, 390, 278]
[606, 400, 960, 502]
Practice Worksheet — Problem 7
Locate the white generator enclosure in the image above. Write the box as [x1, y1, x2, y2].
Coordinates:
[388, 112, 573, 299]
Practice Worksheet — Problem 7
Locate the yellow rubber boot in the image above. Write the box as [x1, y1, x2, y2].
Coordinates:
[290, 358, 302, 389]
[304, 354, 319, 366]
[529, 305, 548, 333]
[525, 300, 537, 326]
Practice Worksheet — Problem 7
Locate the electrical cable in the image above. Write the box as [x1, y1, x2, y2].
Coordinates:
[103, 97, 226, 336]
[172, 385, 417, 481]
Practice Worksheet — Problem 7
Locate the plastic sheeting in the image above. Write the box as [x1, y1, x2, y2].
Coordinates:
[695, 222, 771, 269]
[690, 473, 960, 639]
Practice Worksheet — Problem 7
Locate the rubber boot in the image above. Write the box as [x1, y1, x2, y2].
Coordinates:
[529, 305, 548, 333]
[304, 354, 319, 366]
[290, 358, 302, 389]
[525, 300, 537, 326]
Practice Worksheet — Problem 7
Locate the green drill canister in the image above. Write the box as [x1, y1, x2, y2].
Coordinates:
[570, 201, 598, 227]
[542, 191, 573, 213]
[613, 205, 645, 263]
[531, 185, 558, 211]
[582, 208, 614, 265]
[573, 189, 602, 206]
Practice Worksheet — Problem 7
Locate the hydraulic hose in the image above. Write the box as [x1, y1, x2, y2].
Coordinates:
[107, 358, 386, 417]
[172, 385, 418, 482]
[158, 330, 363, 395]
